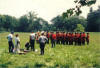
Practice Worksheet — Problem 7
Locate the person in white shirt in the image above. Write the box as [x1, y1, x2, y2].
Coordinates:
[39, 32, 48, 55]
[14, 34, 20, 53]
[29, 32, 36, 51]
[7, 32, 14, 53]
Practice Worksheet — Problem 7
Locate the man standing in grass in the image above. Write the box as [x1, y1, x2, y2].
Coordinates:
[39, 31, 48, 55]
[29, 32, 36, 51]
[62, 32, 66, 45]
[74, 32, 77, 45]
[86, 33, 89, 45]
[51, 32, 56, 48]
[56, 31, 59, 44]
[46, 31, 50, 44]
[7, 32, 14, 53]
[66, 32, 69, 45]
[14, 34, 20, 53]
[81, 32, 86, 45]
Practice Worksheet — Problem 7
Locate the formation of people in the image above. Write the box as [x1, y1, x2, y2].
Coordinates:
[48, 32, 89, 46]
[7, 31, 89, 55]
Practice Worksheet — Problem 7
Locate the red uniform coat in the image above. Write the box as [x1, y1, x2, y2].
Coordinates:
[52, 34, 56, 40]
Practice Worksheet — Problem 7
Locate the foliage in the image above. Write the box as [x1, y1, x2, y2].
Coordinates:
[74, 24, 85, 32]
[51, 15, 87, 32]
[62, 0, 96, 18]
[51, 15, 64, 31]
[0, 12, 49, 32]
[87, 6, 100, 32]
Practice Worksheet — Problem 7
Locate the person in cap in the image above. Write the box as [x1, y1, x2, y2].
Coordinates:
[39, 32, 48, 55]
[57, 31, 60, 44]
[29, 32, 36, 51]
[46, 31, 50, 44]
[7, 32, 14, 53]
[62, 32, 66, 45]
[51, 32, 56, 48]
[81, 32, 86, 45]
[56, 31, 59, 44]
[59, 32, 62, 44]
[74, 32, 77, 45]
[66, 32, 69, 45]
[68, 32, 71, 45]
[86, 33, 89, 45]
[61, 32, 63, 44]
[78, 33, 82, 45]
[70, 32, 74, 45]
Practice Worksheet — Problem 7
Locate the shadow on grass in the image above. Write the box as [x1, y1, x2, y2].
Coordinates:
[45, 57, 53, 62]
[0, 61, 12, 68]
[34, 62, 46, 68]
[93, 62, 100, 68]
[54, 64, 69, 68]
[1, 62, 100, 68]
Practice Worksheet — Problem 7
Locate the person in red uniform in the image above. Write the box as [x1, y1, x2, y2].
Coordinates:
[46, 31, 50, 44]
[74, 32, 77, 45]
[61, 32, 63, 44]
[51, 32, 56, 48]
[66, 32, 69, 45]
[78, 33, 82, 45]
[77, 32, 80, 45]
[71, 32, 74, 45]
[50, 32, 53, 43]
[68, 32, 72, 45]
[59, 32, 62, 44]
[86, 33, 89, 45]
[81, 32, 86, 45]
[62, 32, 66, 45]
[56, 31, 59, 44]
[58, 32, 60, 44]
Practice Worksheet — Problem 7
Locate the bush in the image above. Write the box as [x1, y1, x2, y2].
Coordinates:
[74, 24, 85, 32]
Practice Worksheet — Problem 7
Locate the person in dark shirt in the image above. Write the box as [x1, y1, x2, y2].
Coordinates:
[86, 33, 89, 45]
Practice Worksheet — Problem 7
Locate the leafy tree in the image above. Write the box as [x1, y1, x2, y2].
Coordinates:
[40, 18, 49, 31]
[66, 16, 87, 31]
[87, 6, 100, 32]
[32, 18, 42, 32]
[51, 15, 87, 32]
[62, 0, 96, 19]
[26, 11, 37, 31]
[11, 17, 19, 31]
[3, 15, 13, 31]
[0, 15, 6, 31]
[18, 15, 29, 32]
[51, 15, 64, 31]
[74, 24, 85, 32]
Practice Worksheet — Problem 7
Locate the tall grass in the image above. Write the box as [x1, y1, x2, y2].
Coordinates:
[0, 32, 100, 68]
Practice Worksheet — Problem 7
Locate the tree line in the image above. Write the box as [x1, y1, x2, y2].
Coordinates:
[0, 12, 49, 32]
[0, 0, 100, 32]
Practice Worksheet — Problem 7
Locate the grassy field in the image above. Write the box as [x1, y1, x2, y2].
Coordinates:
[0, 32, 100, 68]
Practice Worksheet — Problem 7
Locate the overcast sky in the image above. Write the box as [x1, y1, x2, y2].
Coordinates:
[0, 0, 100, 23]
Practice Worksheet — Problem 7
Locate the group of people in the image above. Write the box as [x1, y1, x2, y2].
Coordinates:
[46, 32, 89, 47]
[7, 32, 20, 53]
[7, 31, 48, 55]
[7, 31, 89, 55]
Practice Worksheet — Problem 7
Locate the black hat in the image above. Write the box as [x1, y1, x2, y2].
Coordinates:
[11, 31, 14, 34]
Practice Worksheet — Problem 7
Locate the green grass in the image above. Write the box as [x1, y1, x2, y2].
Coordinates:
[0, 32, 100, 68]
